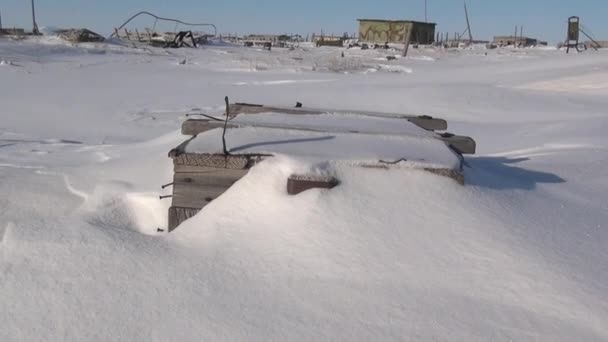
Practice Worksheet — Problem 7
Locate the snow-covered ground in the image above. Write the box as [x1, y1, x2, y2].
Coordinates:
[1, 37, 607, 341]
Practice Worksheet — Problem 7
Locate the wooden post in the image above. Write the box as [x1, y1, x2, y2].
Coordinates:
[402, 25, 412, 57]
[135, 29, 141, 41]
[520, 26, 524, 47]
[114, 28, 119, 39]
[514, 26, 518, 47]
[124, 28, 130, 41]
[464, 1, 473, 45]
[31, 0, 40, 35]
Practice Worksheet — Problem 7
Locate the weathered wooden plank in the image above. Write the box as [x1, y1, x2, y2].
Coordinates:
[168, 136, 196, 157]
[181, 119, 475, 156]
[174, 170, 247, 187]
[407, 116, 448, 131]
[230, 103, 448, 131]
[438, 134, 476, 154]
[168, 206, 201, 231]
[358, 163, 465, 185]
[231, 103, 322, 115]
[172, 183, 231, 208]
[424, 168, 465, 185]
[172, 153, 264, 169]
[174, 164, 251, 174]
[287, 175, 339, 195]
[182, 119, 223, 136]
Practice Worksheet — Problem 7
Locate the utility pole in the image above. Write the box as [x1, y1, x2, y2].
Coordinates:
[0, 10, 3, 30]
[520, 26, 524, 47]
[31, 0, 40, 35]
[514, 25, 518, 47]
[464, 1, 473, 44]
[425, 0, 428, 22]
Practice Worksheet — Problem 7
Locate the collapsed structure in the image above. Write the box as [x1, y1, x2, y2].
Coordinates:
[110, 11, 216, 48]
[493, 35, 547, 47]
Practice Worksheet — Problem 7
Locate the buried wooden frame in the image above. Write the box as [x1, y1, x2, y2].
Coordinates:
[166, 100, 475, 231]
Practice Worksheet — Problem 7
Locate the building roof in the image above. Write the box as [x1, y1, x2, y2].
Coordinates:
[357, 19, 436, 26]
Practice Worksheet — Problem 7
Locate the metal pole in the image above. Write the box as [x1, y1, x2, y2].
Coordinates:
[0, 10, 3, 30]
[464, 1, 473, 44]
[31, 0, 40, 35]
[425, 0, 428, 22]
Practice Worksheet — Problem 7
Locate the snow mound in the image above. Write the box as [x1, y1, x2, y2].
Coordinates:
[169, 156, 606, 340]
[83, 183, 167, 235]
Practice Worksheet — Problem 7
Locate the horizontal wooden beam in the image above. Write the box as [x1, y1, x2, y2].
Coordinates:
[230, 102, 448, 131]
[172, 153, 264, 169]
[174, 170, 247, 187]
[438, 134, 476, 154]
[181, 119, 476, 155]
[287, 175, 339, 195]
[172, 183, 231, 208]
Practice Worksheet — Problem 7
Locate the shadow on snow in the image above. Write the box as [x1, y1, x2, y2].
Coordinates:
[465, 156, 565, 190]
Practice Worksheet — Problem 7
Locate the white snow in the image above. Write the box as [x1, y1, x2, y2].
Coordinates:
[1, 37, 608, 341]
[186, 126, 461, 169]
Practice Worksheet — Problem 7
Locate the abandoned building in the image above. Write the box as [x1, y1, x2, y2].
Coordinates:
[493, 36, 547, 47]
[357, 19, 436, 45]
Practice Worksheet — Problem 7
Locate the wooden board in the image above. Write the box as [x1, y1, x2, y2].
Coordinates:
[172, 153, 265, 169]
[169, 166, 251, 229]
[172, 183, 233, 208]
[174, 169, 248, 187]
[229, 103, 448, 131]
[287, 175, 340, 195]
[438, 134, 476, 154]
[181, 119, 476, 154]
[168, 207, 201, 231]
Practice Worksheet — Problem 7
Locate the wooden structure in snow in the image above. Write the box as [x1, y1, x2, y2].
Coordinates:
[165, 100, 476, 231]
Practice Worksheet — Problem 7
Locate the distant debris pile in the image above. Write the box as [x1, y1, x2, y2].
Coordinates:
[493, 35, 547, 47]
[57, 29, 105, 43]
[114, 28, 210, 48]
[0, 28, 26, 36]
[242, 34, 302, 49]
[110, 11, 216, 48]
[313, 34, 347, 47]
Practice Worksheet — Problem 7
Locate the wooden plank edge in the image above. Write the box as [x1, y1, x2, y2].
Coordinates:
[287, 175, 340, 195]
[168, 206, 201, 232]
[230, 102, 448, 131]
[172, 153, 269, 170]
[359, 163, 465, 185]
[438, 133, 476, 155]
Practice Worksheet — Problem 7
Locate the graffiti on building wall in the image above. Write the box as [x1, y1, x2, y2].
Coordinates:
[359, 21, 411, 43]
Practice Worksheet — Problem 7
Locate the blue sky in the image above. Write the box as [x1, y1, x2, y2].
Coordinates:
[1, 0, 606, 43]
